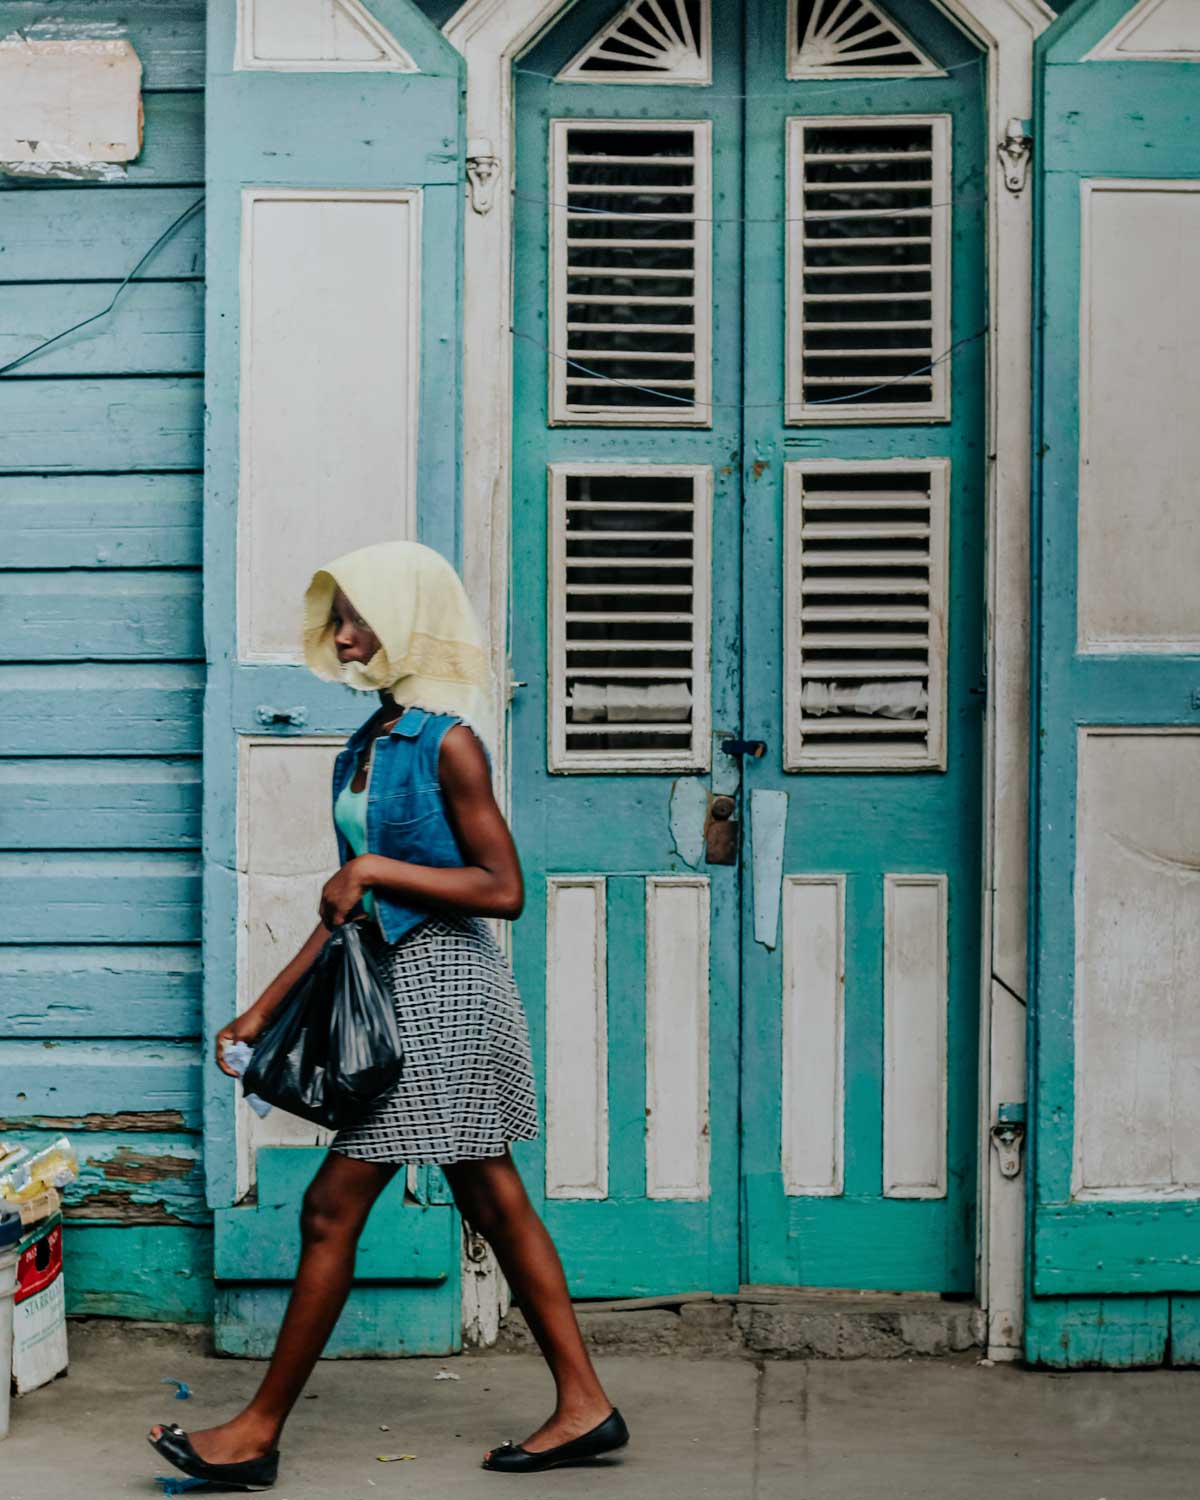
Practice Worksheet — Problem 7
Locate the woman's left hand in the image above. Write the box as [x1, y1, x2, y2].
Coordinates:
[319, 857, 371, 928]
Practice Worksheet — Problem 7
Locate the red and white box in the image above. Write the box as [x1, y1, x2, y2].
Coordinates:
[12, 1214, 68, 1395]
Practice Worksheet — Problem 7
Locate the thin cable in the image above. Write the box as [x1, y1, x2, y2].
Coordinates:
[516, 190, 983, 223]
[0, 196, 206, 379]
[513, 53, 984, 99]
[511, 324, 987, 408]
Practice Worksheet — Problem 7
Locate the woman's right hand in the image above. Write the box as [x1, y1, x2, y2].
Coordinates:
[215, 1009, 270, 1077]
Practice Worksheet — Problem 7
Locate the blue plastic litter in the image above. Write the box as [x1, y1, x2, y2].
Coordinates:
[154, 1476, 208, 1495]
[161, 1377, 191, 1400]
[221, 1041, 272, 1118]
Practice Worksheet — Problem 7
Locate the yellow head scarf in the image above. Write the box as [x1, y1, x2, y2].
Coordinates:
[302, 541, 495, 748]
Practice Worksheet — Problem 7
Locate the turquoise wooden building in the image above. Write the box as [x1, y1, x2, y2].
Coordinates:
[1, 0, 1196, 1367]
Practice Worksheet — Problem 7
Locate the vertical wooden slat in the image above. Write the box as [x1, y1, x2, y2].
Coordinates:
[645, 875, 709, 1200]
[545, 878, 608, 1199]
[781, 875, 844, 1196]
[883, 873, 947, 1198]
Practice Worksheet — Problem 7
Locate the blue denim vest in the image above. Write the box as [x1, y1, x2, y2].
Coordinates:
[331, 707, 468, 944]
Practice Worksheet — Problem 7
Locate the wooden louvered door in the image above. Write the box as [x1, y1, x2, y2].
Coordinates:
[510, 0, 987, 1297]
[740, 0, 987, 1290]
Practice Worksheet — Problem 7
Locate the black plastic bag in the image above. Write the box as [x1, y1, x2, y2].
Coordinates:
[242, 921, 403, 1129]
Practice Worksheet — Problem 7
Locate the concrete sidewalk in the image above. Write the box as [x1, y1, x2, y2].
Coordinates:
[3, 1324, 1198, 1500]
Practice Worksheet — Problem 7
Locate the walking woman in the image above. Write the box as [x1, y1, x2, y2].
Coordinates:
[149, 542, 628, 1489]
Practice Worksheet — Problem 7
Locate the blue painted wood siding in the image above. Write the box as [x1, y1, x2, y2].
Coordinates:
[0, 1, 210, 1323]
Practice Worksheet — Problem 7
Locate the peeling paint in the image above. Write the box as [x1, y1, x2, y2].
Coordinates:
[0, 1110, 188, 1132]
[668, 777, 708, 867]
[99, 1148, 196, 1182]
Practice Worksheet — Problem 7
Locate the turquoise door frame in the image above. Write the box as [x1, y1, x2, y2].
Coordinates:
[202, 0, 467, 1355]
[740, 0, 987, 1292]
[1027, 0, 1200, 1367]
[511, 0, 988, 1297]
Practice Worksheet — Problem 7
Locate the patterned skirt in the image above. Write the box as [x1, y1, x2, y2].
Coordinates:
[331, 915, 539, 1165]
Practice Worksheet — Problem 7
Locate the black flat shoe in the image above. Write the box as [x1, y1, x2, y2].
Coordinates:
[148, 1423, 280, 1492]
[481, 1408, 629, 1473]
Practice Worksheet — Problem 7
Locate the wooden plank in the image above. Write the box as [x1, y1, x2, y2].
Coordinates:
[0, 281, 203, 376]
[0, 663, 202, 754]
[0, 1038, 201, 1129]
[0, 757, 200, 848]
[0, 569, 201, 659]
[215, 1148, 451, 1281]
[883, 874, 948, 1199]
[0, 377, 202, 473]
[0, 91, 203, 190]
[215, 1280, 458, 1358]
[781, 876, 844, 1197]
[0, 3, 205, 90]
[645, 876, 709, 1201]
[606, 875, 647, 1201]
[545, 878, 607, 1200]
[1074, 731, 1200, 1197]
[0, 851, 200, 943]
[1034, 1201, 1200, 1295]
[1024, 1295, 1169, 1369]
[239, 189, 421, 658]
[1, 473, 201, 568]
[4, 1127, 205, 1224]
[0, 944, 200, 1037]
[65, 1224, 213, 1322]
[1170, 1296, 1200, 1367]
[0, 188, 205, 281]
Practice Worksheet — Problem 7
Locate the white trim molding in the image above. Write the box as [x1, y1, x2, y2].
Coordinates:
[443, 0, 1051, 1359]
[1086, 0, 1200, 61]
[236, 0, 419, 70]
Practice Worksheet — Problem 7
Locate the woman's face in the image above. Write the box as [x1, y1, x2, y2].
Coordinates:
[330, 587, 382, 665]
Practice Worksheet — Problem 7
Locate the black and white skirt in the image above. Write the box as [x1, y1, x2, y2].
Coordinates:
[331, 915, 539, 1165]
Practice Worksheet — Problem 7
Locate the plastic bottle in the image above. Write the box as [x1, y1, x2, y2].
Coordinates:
[0, 1136, 78, 1204]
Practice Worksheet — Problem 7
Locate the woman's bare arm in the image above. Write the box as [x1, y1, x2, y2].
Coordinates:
[317, 726, 524, 927]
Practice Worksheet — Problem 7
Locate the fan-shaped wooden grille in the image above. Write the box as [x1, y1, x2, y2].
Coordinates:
[789, 0, 943, 78]
[559, 0, 710, 84]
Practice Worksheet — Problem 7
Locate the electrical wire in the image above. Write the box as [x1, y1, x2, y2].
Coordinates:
[511, 324, 987, 409]
[512, 53, 985, 99]
[0, 196, 206, 379]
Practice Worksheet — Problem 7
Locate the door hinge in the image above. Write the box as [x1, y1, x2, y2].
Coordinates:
[998, 118, 1032, 194]
[990, 1102, 1026, 1179]
[466, 137, 501, 215]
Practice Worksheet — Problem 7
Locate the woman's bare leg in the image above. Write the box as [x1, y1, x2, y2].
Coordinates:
[151, 1152, 396, 1465]
[443, 1152, 613, 1452]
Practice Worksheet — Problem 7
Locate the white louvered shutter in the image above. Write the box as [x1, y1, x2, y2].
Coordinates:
[784, 461, 949, 770]
[549, 119, 712, 425]
[549, 466, 712, 771]
[786, 115, 951, 424]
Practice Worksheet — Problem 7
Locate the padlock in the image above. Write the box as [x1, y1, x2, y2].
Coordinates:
[704, 794, 739, 865]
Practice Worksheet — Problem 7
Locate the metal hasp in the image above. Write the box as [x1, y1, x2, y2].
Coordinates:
[254, 704, 308, 728]
[721, 737, 767, 759]
[704, 794, 739, 865]
[990, 1101, 1026, 1179]
[998, 118, 1032, 194]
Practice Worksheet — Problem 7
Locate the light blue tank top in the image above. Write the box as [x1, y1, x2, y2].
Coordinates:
[332, 781, 375, 918]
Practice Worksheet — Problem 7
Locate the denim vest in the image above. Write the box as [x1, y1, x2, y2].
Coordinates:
[331, 707, 468, 944]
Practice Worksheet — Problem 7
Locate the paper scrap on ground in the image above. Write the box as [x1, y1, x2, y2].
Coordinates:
[377, 1454, 418, 1462]
[434, 1368, 461, 1381]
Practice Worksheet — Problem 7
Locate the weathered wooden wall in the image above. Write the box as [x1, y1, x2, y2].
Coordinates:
[0, 0, 210, 1321]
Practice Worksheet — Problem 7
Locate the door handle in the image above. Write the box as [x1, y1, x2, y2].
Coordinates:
[721, 737, 766, 760]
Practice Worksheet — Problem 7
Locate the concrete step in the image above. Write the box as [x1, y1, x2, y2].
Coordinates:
[489, 1288, 984, 1360]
